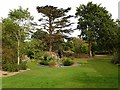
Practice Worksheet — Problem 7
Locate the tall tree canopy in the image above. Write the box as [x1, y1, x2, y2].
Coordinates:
[36, 5, 74, 52]
[75, 2, 117, 57]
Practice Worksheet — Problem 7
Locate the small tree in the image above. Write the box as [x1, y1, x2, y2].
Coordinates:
[72, 37, 83, 54]
[8, 6, 33, 65]
[25, 39, 46, 59]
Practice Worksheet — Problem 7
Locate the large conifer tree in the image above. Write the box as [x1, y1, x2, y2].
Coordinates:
[36, 5, 73, 52]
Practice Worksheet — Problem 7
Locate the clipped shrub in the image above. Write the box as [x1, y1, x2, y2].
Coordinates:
[63, 58, 74, 66]
[62, 57, 74, 61]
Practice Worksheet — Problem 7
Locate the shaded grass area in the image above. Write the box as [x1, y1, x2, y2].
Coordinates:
[2, 57, 118, 88]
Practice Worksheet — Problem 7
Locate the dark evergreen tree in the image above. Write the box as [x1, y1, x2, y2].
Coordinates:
[36, 5, 74, 52]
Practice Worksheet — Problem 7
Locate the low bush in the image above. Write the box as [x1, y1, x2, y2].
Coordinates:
[18, 61, 27, 70]
[63, 58, 74, 66]
[2, 63, 19, 72]
[111, 52, 120, 65]
[39, 52, 57, 65]
[2, 61, 27, 72]
[40, 60, 49, 65]
[111, 57, 120, 64]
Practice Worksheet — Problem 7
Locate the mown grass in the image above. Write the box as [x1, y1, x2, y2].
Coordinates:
[2, 57, 118, 88]
[0, 78, 2, 89]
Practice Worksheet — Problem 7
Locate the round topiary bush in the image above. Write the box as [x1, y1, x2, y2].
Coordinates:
[63, 59, 74, 66]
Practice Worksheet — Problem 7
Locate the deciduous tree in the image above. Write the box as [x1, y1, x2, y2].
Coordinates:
[75, 2, 116, 57]
[7, 6, 33, 64]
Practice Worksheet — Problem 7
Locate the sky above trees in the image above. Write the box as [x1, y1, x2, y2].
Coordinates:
[0, 0, 119, 37]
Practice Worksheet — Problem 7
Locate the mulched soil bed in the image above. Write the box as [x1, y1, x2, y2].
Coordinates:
[0, 68, 30, 77]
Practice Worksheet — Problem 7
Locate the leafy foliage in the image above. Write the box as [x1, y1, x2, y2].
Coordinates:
[8, 6, 34, 65]
[40, 60, 49, 65]
[63, 58, 74, 66]
[39, 52, 54, 65]
[63, 37, 88, 54]
[75, 2, 117, 56]
[72, 37, 88, 54]
[2, 18, 18, 65]
[2, 6, 33, 71]
[111, 20, 120, 65]
[2, 61, 27, 72]
[25, 39, 46, 59]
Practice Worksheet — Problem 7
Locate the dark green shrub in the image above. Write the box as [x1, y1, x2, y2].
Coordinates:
[40, 60, 49, 65]
[26, 50, 34, 59]
[44, 56, 47, 61]
[2, 61, 27, 72]
[63, 59, 74, 66]
[2, 63, 19, 72]
[39, 53, 55, 65]
[48, 57, 52, 61]
[18, 61, 27, 70]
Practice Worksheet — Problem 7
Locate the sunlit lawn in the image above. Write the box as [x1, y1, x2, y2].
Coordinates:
[2, 57, 118, 88]
[0, 78, 2, 89]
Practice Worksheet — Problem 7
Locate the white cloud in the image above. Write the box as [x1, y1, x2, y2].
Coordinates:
[0, 0, 119, 37]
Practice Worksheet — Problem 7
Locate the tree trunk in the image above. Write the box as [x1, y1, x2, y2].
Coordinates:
[49, 39, 52, 52]
[17, 39, 20, 65]
[49, 17, 53, 52]
[88, 41, 92, 57]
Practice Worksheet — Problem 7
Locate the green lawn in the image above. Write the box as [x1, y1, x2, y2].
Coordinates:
[0, 78, 2, 89]
[2, 57, 118, 88]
